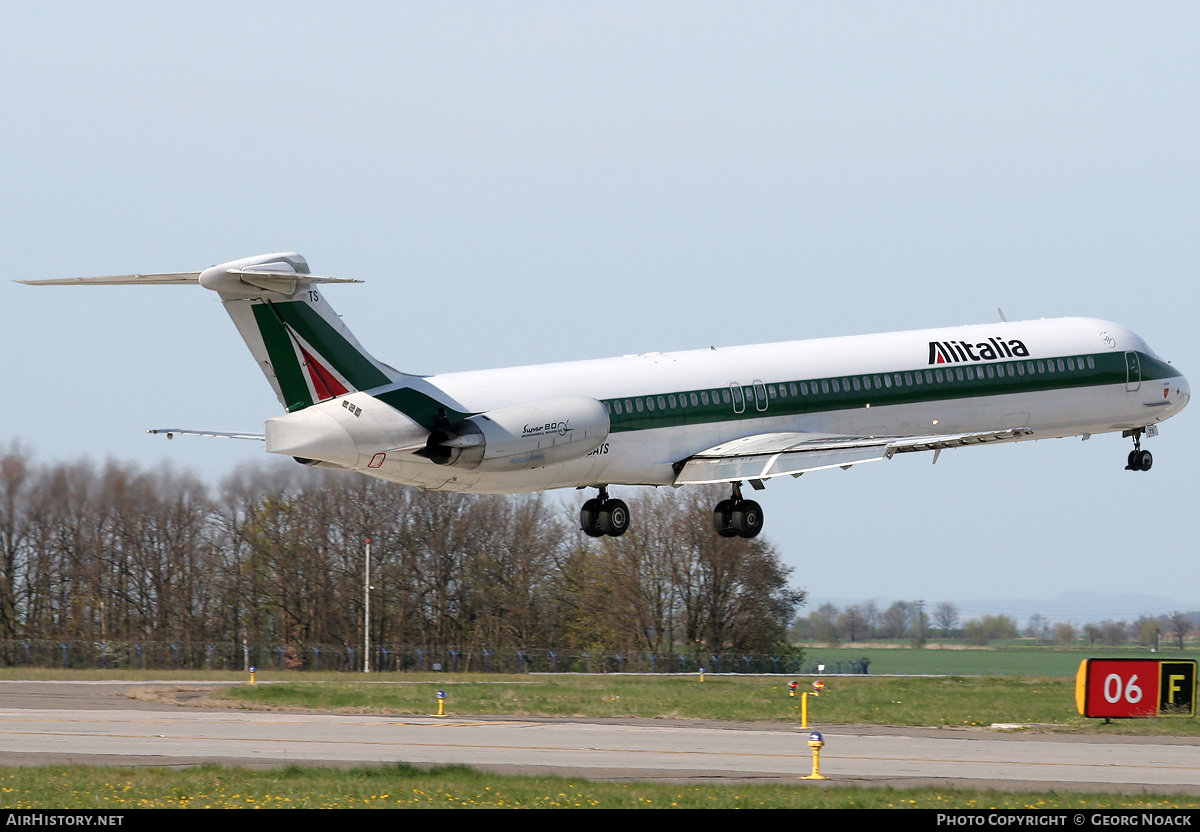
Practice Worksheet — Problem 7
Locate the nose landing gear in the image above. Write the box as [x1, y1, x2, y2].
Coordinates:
[579, 487, 630, 537]
[712, 482, 764, 539]
[1125, 429, 1153, 471]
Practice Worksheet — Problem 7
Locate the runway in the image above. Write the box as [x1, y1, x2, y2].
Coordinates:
[0, 682, 1197, 795]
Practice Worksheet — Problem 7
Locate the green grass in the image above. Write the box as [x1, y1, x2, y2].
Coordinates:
[802, 645, 1192, 676]
[0, 644, 1187, 679]
[0, 763, 1194, 809]
[215, 674, 1200, 735]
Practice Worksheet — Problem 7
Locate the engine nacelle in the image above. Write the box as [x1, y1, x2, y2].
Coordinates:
[425, 396, 610, 472]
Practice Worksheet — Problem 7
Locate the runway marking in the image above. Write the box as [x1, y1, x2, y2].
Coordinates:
[822, 753, 1200, 773]
[0, 725, 1195, 777]
[0, 727, 1196, 776]
[0, 716, 531, 728]
[0, 729, 806, 759]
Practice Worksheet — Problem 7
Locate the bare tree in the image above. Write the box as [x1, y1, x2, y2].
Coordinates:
[933, 602, 959, 638]
[1054, 622, 1076, 645]
[1168, 611, 1193, 650]
[0, 450, 808, 662]
[963, 615, 1018, 646]
[798, 603, 840, 645]
[837, 605, 869, 642]
[880, 601, 914, 640]
[1099, 619, 1129, 647]
[0, 444, 32, 640]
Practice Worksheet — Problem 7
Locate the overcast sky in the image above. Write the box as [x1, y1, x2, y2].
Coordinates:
[2, 3, 1197, 620]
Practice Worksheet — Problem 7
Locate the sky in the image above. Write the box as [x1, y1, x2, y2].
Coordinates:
[2, 3, 1197, 621]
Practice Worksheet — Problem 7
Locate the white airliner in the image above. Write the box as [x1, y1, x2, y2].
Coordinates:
[24, 253, 1190, 539]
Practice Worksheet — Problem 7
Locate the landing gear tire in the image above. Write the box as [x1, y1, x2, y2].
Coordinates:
[579, 492, 631, 537]
[713, 499, 738, 537]
[600, 499, 630, 537]
[731, 500, 763, 539]
[1126, 448, 1154, 472]
[712, 492, 764, 539]
[1125, 429, 1154, 472]
[580, 498, 605, 537]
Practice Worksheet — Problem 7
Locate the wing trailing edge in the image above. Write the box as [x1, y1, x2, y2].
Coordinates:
[673, 428, 1033, 485]
[147, 429, 265, 441]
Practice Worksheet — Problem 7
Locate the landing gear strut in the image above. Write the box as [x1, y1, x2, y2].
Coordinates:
[579, 487, 630, 537]
[712, 482, 764, 539]
[1125, 429, 1153, 472]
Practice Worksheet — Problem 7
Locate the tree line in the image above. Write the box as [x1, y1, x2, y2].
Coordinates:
[0, 445, 804, 663]
[792, 600, 1196, 648]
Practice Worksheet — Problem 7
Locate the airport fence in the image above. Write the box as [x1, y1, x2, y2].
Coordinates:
[0, 640, 863, 675]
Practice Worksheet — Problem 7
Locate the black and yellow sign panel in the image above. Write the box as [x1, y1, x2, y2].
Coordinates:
[1159, 661, 1196, 715]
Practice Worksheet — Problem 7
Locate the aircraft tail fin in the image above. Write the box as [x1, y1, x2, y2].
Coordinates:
[22, 253, 401, 412]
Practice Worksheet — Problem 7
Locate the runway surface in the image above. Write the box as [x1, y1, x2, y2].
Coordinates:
[0, 681, 1197, 794]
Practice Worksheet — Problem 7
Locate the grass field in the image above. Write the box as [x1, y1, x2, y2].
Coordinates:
[0, 763, 1195, 809]
[800, 645, 1190, 676]
[215, 673, 1200, 735]
[0, 644, 1185, 679]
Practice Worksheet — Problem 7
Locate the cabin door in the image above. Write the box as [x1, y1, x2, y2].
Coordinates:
[1125, 352, 1141, 392]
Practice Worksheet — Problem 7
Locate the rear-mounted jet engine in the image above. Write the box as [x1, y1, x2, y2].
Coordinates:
[424, 396, 610, 472]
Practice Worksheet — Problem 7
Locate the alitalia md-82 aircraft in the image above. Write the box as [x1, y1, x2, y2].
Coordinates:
[24, 253, 1190, 539]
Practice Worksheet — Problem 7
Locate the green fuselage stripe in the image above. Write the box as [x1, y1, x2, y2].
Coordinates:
[600, 351, 1173, 433]
[364, 350, 1174, 436]
[376, 388, 470, 431]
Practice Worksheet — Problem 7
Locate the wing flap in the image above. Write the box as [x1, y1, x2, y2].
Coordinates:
[885, 427, 1033, 453]
[674, 427, 1032, 485]
[675, 444, 888, 484]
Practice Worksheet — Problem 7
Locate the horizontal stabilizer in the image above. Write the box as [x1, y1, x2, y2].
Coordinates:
[148, 428, 265, 441]
[22, 252, 394, 415]
[19, 272, 204, 286]
[674, 427, 1033, 485]
[20, 270, 359, 290]
[224, 269, 362, 295]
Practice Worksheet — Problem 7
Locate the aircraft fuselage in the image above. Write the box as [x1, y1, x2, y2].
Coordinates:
[265, 316, 1189, 494]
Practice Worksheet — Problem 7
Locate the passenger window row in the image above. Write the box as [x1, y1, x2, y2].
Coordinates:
[604, 355, 1097, 418]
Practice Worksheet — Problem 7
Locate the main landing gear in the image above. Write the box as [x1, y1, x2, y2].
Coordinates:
[712, 482, 764, 539]
[579, 483, 765, 540]
[1125, 428, 1153, 472]
[579, 487, 630, 537]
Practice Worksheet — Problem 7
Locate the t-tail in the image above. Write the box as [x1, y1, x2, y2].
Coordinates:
[21, 252, 401, 411]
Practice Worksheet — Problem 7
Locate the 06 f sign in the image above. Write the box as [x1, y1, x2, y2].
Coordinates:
[1076, 659, 1197, 719]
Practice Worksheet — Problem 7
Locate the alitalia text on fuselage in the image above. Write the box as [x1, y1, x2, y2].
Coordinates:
[929, 337, 1029, 364]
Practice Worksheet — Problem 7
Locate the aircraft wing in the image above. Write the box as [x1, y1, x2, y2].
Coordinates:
[148, 428, 265, 441]
[673, 428, 1033, 485]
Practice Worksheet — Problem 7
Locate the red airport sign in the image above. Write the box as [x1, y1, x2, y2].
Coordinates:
[1076, 659, 1196, 719]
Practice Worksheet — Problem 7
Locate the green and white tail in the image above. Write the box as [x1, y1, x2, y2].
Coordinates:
[22, 252, 401, 412]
